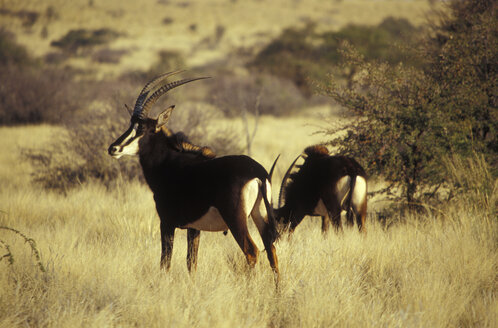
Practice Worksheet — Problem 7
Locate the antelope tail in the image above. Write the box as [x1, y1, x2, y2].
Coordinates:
[261, 179, 280, 243]
[345, 175, 357, 225]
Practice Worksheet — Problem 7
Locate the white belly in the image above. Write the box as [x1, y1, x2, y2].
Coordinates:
[181, 206, 228, 231]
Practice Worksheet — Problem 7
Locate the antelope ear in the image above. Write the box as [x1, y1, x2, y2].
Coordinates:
[156, 105, 175, 131]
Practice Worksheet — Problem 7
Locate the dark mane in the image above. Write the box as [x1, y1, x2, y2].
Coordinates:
[161, 127, 216, 159]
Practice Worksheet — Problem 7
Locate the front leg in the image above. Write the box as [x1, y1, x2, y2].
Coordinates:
[187, 228, 200, 272]
[321, 215, 331, 234]
[160, 220, 175, 271]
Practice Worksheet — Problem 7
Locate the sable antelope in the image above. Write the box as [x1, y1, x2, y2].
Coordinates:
[108, 71, 279, 279]
[276, 145, 367, 234]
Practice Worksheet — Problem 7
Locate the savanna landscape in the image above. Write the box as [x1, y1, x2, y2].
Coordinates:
[1, 0, 497, 327]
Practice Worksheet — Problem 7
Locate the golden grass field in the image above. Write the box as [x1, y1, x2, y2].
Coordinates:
[0, 122, 497, 327]
[1, 0, 497, 327]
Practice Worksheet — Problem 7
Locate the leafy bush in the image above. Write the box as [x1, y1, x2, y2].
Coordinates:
[250, 17, 420, 96]
[321, 0, 497, 204]
[424, 0, 498, 165]
[322, 46, 445, 204]
[50, 28, 121, 54]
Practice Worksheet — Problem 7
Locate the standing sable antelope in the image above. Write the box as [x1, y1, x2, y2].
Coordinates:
[275, 145, 367, 234]
[108, 71, 279, 279]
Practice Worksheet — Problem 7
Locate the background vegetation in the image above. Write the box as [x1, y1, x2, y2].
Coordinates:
[0, 0, 496, 327]
[322, 0, 497, 205]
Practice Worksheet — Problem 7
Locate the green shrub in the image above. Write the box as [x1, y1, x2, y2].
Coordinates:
[250, 17, 420, 96]
[424, 0, 497, 165]
[320, 0, 497, 205]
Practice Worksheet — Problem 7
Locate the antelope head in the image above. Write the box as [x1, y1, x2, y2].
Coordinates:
[108, 70, 209, 159]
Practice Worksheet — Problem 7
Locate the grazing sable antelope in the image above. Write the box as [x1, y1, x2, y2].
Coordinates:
[275, 145, 367, 234]
[108, 71, 279, 279]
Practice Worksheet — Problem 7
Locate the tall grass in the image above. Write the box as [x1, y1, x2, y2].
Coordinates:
[0, 125, 496, 327]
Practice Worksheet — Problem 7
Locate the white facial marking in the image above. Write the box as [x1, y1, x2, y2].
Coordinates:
[112, 127, 141, 157]
[181, 207, 228, 231]
[119, 135, 140, 156]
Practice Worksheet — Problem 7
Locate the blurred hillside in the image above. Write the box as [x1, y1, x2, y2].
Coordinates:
[1, 0, 435, 78]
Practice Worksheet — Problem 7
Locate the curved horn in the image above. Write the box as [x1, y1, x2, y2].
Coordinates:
[138, 77, 210, 119]
[268, 154, 280, 183]
[278, 154, 302, 209]
[132, 70, 185, 118]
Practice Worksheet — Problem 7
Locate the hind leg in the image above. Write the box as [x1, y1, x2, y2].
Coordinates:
[219, 202, 259, 268]
[228, 221, 260, 267]
[345, 208, 355, 227]
[355, 199, 367, 233]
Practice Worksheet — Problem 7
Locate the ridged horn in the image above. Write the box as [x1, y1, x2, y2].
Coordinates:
[138, 77, 210, 119]
[132, 70, 185, 118]
[278, 154, 302, 209]
[268, 154, 280, 183]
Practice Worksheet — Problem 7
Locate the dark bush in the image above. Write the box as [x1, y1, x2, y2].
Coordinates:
[0, 28, 32, 66]
[0, 65, 86, 125]
[424, 0, 498, 163]
[0, 8, 40, 28]
[250, 17, 420, 95]
[50, 28, 121, 54]
[162, 17, 174, 25]
[91, 48, 128, 63]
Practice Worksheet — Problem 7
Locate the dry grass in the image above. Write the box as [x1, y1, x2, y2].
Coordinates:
[0, 123, 496, 328]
